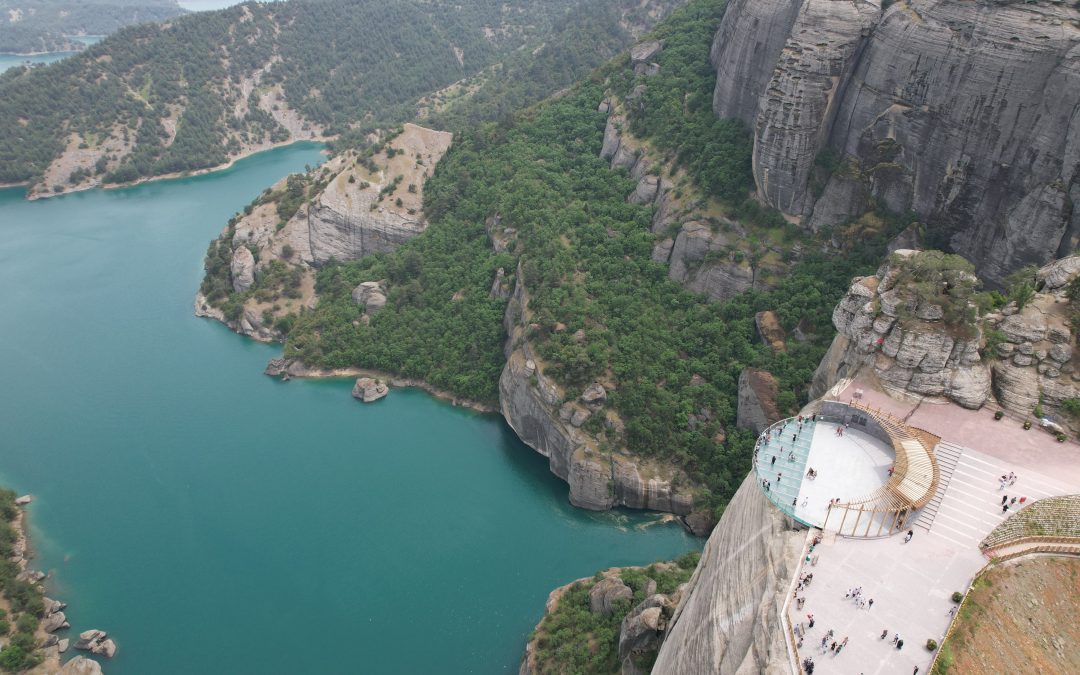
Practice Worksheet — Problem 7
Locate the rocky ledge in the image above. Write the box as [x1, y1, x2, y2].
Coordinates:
[6, 495, 117, 673]
[499, 264, 711, 532]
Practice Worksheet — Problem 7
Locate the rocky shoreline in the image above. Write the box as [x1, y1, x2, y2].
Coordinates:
[264, 358, 497, 414]
[6, 495, 116, 674]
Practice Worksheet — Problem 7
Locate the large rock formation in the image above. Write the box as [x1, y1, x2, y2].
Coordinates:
[280, 124, 452, 265]
[710, 0, 1080, 285]
[499, 265, 701, 519]
[811, 250, 992, 408]
[736, 368, 782, 434]
[652, 473, 802, 674]
[196, 123, 451, 342]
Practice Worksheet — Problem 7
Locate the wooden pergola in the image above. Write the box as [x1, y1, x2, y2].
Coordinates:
[822, 400, 941, 537]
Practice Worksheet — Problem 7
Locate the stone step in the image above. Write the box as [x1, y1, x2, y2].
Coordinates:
[914, 441, 966, 532]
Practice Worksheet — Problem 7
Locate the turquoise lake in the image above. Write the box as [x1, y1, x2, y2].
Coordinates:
[0, 143, 698, 673]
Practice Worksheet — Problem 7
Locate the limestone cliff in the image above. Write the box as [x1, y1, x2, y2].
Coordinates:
[711, 0, 1080, 285]
[652, 472, 802, 674]
[499, 264, 703, 522]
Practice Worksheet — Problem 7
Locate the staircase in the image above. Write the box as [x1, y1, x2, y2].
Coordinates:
[914, 441, 964, 531]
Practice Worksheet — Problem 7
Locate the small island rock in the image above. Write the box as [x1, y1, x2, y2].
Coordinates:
[352, 377, 389, 403]
[58, 657, 103, 675]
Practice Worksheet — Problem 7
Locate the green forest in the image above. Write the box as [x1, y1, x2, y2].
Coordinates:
[271, 0, 910, 517]
[0, 0, 682, 189]
[0, 489, 45, 672]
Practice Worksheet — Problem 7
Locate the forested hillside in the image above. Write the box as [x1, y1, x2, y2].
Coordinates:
[0, 0, 682, 196]
[0, 0, 184, 54]
[268, 0, 914, 514]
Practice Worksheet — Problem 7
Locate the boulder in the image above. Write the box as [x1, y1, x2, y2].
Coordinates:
[58, 638, 70, 653]
[230, 245, 256, 293]
[58, 657, 103, 675]
[736, 368, 781, 434]
[581, 383, 607, 406]
[351, 281, 387, 315]
[1037, 256, 1080, 291]
[93, 638, 118, 658]
[351, 377, 389, 403]
[589, 577, 633, 614]
[570, 409, 590, 428]
[630, 40, 662, 64]
[42, 611, 69, 633]
[628, 176, 660, 205]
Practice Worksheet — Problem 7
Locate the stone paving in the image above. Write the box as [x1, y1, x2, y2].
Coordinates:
[784, 379, 1080, 674]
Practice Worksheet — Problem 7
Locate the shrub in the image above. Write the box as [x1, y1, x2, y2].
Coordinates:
[994, 410, 1004, 420]
[926, 639, 938, 651]
[950, 591, 963, 603]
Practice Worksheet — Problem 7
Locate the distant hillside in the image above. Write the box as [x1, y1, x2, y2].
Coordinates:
[0, 0, 682, 197]
[0, 0, 185, 54]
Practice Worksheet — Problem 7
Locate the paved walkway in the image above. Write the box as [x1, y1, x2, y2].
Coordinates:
[787, 379, 1080, 674]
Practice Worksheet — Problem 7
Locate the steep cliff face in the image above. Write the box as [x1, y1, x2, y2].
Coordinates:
[712, 0, 1080, 285]
[281, 124, 452, 265]
[499, 266, 700, 519]
[652, 472, 801, 674]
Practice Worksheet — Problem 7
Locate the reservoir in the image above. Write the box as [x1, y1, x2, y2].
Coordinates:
[0, 143, 697, 673]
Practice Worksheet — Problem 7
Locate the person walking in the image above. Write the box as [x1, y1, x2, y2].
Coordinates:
[771, 455, 777, 466]
[897, 638, 904, 650]
[892, 634, 899, 645]
[868, 598, 874, 610]
[904, 529, 913, 543]
[1002, 495, 1008, 505]
[880, 629, 888, 640]
[1003, 503, 1010, 513]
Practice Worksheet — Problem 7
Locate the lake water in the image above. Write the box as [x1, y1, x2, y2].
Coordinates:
[0, 36, 100, 73]
[0, 143, 697, 673]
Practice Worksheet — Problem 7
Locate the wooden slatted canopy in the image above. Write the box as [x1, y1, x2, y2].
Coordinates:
[824, 400, 941, 537]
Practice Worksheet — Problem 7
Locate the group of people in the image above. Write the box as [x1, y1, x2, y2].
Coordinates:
[998, 471, 1018, 490]
[844, 586, 874, 610]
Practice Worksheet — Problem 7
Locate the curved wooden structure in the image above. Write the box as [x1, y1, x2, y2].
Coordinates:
[823, 400, 941, 537]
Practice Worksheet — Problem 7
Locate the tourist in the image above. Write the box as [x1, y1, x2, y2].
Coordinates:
[904, 530, 913, 543]
[1010, 496, 1017, 505]
[801, 497, 808, 508]
[771, 456, 777, 466]
[880, 629, 888, 640]
[1019, 496, 1027, 504]
[792, 498, 797, 507]
[999, 475, 1008, 490]
[807, 613, 815, 628]
[896, 638, 904, 650]
[1001, 495, 1008, 505]
[1008, 471, 1017, 485]
[789, 451, 796, 462]
[777, 472, 782, 482]
[1002, 503, 1009, 513]
[892, 634, 899, 645]
[830, 641, 837, 653]
[914, 667, 919, 675]
[868, 598, 874, 610]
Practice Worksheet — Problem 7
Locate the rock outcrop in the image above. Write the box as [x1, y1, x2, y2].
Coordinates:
[351, 377, 389, 403]
[499, 265, 701, 520]
[351, 281, 387, 316]
[230, 246, 256, 293]
[589, 577, 633, 614]
[58, 657, 103, 675]
[736, 368, 781, 435]
[652, 472, 803, 674]
[599, 102, 765, 301]
[710, 0, 1080, 285]
[75, 629, 117, 658]
[811, 251, 992, 408]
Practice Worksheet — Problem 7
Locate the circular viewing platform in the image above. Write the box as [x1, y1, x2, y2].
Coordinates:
[754, 400, 940, 537]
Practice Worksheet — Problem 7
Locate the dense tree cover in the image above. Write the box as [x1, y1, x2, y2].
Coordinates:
[0, 0, 184, 54]
[221, 0, 907, 515]
[529, 552, 699, 675]
[0, 488, 45, 672]
[0, 0, 682, 188]
[424, 0, 681, 131]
